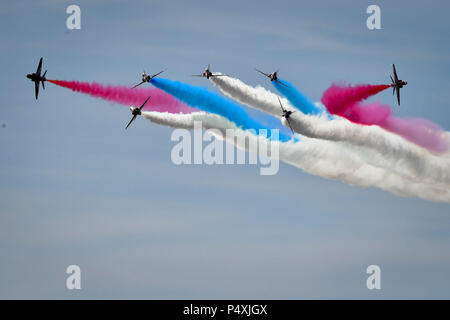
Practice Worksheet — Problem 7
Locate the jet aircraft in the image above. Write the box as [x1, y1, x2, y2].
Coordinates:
[26, 57, 47, 99]
[125, 96, 151, 129]
[191, 65, 227, 79]
[132, 70, 165, 88]
[278, 96, 295, 134]
[255, 69, 289, 87]
[390, 64, 407, 106]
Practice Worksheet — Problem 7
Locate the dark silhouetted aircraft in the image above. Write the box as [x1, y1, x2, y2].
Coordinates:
[191, 65, 227, 79]
[255, 69, 289, 87]
[26, 57, 47, 99]
[132, 70, 165, 88]
[390, 64, 407, 106]
[125, 96, 151, 129]
[278, 96, 295, 134]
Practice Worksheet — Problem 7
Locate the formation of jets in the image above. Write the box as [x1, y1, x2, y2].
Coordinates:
[132, 70, 165, 88]
[26, 58, 409, 133]
[191, 65, 226, 79]
[390, 64, 407, 106]
[26, 57, 47, 99]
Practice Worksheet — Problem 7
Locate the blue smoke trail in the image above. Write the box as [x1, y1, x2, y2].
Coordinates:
[151, 78, 293, 142]
[273, 79, 323, 116]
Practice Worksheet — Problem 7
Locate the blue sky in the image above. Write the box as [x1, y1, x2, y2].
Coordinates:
[0, 0, 449, 298]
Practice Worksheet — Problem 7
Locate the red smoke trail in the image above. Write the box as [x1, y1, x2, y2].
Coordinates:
[47, 79, 195, 113]
[323, 84, 390, 122]
[321, 84, 449, 153]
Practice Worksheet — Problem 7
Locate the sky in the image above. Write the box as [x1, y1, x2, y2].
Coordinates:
[0, 0, 449, 299]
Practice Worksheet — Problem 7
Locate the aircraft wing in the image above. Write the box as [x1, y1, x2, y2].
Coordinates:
[36, 57, 43, 75]
[396, 88, 400, 106]
[125, 115, 137, 129]
[132, 81, 145, 88]
[151, 70, 164, 78]
[191, 74, 204, 77]
[393, 64, 398, 82]
[277, 97, 285, 113]
[139, 96, 151, 110]
[286, 118, 295, 135]
[34, 81, 39, 99]
[255, 69, 270, 77]
[276, 80, 289, 88]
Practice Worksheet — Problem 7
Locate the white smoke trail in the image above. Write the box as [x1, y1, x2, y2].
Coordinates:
[210, 75, 450, 188]
[142, 111, 450, 203]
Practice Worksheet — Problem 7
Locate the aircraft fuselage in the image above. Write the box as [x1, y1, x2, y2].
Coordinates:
[130, 107, 142, 116]
[26, 73, 46, 83]
[283, 110, 293, 119]
[391, 80, 407, 89]
[203, 70, 212, 79]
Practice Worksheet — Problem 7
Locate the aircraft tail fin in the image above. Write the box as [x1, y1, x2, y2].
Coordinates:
[42, 80, 45, 90]
[43, 70, 47, 78]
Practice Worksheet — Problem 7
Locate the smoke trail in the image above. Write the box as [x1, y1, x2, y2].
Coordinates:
[150, 78, 292, 142]
[209, 75, 450, 187]
[323, 84, 390, 117]
[143, 111, 234, 130]
[321, 83, 449, 153]
[142, 110, 450, 203]
[210, 74, 289, 117]
[48, 79, 194, 113]
[273, 79, 323, 115]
